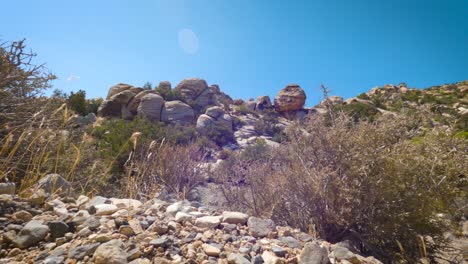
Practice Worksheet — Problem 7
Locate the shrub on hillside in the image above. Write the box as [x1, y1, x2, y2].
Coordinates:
[67, 90, 88, 116]
[128, 142, 206, 199]
[213, 112, 466, 261]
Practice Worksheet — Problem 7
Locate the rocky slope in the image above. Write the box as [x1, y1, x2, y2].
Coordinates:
[0, 177, 382, 264]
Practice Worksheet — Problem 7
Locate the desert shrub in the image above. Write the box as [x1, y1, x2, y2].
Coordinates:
[234, 104, 251, 115]
[0, 101, 84, 194]
[86, 97, 103, 114]
[164, 124, 197, 145]
[0, 39, 56, 97]
[254, 110, 287, 142]
[214, 113, 466, 261]
[128, 142, 206, 199]
[357, 93, 370, 100]
[233, 99, 244, 106]
[342, 102, 380, 122]
[67, 90, 88, 116]
[218, 149, 233, 160]
[90, 118, 166, 173]
[198, 125, 235, 147]
[155, 84, 177, 101]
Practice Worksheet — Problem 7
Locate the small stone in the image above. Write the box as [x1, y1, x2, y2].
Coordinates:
[227, 253, 251, 264]
[68, 243, 100, 260]
[195, 216, 221, 229]
[272, 246, 287, 257]
[8, 248, 21, 257]
[129, 259, 151, 264]
[166, 200, 191, 215]
[331, 246, 359, 264]
[13, 220, 49, 249]
[34, 173, 71, 194]
[83, 216, 101, 231]
[119, 225, 135, 236]
[0, 182, 15, 195]
[262, 251, 281, 264]
[13, 210, 33, 222]
[95, 233, 112, 243]
[93, 239, 128, 264]
[299, 243, 330, 264]
[150, 236, 171, 248]
[221, 211, 249, 225]
[175, 212, 195, 223]
[29, 189, 46, 206]
[279, 236, 301, 249]
[47, 221, 69, 240]
[247, 217, 275, 238]
[95, 204, 119, 216]
[126, 248, 142, 261]
[202, 243, 221, 257]
[77, 226, 92, 237]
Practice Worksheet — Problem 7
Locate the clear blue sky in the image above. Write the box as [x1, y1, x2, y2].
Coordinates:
[1, 0, 467, 106]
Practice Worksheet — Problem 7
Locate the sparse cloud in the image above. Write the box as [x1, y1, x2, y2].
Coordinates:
[66, 75, 80, 82]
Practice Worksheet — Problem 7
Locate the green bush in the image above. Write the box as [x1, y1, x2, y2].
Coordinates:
[67, 90, 88, 116]
[90, 118, 166, 172]
[342, 102, 380, 122]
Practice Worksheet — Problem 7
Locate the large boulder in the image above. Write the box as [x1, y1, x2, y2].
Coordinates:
[161, 100, 195, 125]
[97, 100, 124, 117]
[106, 83, 133, 100]
[274, 84, 306, 113]
[137, 94, 165, 122]
[196, 106, 233, 132]
[174, 78, 228, 112]
[256, 96, 272, 111]
[109, 90, 136, 105]
[98, 85, 137, 118]
[127, 90, 156, 115]
[174, 78, 209, 104]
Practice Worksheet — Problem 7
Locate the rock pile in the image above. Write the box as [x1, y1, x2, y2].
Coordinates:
[0, 184, 382, 264]
[98, 79, 232, 124]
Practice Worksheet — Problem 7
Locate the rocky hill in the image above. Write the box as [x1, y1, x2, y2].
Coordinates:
[1, 79, 466, 263]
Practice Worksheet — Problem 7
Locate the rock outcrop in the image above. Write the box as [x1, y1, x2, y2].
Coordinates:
[274, 84, 306, 113]
[161, 100, 195, 125]
[137, 94, 165, 122]
[196, 106, 233, 132]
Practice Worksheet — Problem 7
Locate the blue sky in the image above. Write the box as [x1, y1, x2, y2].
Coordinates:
[1, 0, 467, 106]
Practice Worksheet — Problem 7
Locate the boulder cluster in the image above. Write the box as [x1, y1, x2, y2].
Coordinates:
[97, 79, 233, 126]
[0, 179, 383, 264]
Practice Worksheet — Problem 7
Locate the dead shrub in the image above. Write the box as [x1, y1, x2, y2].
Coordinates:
[127, 141, 207, 200]
[214, 112, 466, 261]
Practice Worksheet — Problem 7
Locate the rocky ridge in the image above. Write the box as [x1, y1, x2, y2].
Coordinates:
[0, 181, 382, 264]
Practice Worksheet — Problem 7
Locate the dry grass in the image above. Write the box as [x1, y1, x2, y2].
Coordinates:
[213, 111, 467, 261]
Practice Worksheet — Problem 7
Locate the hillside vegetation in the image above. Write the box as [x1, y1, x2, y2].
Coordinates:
[1, 39, 467, 263]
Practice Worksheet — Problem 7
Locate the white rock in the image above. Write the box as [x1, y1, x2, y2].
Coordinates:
[222, 211, 249, 225]
[166, 201, 190, 215]
[195, 216, 221, 229]
[262, 251, 281, 264]
[202, 243, 221, 257]
[175, 212, 195, 223]
[110, 198, 142, 209]
[94, 204, 119, 216]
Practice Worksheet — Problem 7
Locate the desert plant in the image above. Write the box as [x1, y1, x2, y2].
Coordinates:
[127, 141, 206, 199]
[67, 90, 88, 116]
[214, 112, 466, 261]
